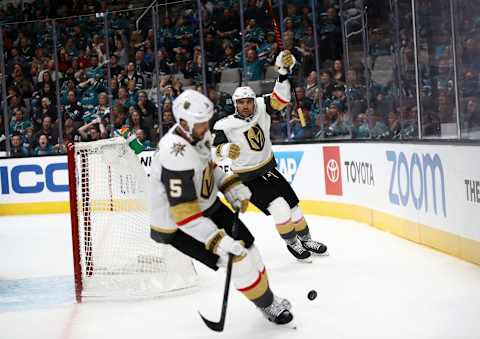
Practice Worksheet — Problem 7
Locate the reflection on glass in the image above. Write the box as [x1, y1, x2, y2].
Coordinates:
[415, 0, 458, 139]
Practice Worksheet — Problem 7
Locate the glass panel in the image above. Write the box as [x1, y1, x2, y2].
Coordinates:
[55, 13, 107, 148]
[415, 0, 458, 139]
[3, 19, 57, 156]
[340, 0, 367, 141]
[153, 1, 201, 139]
[395, 0, 419, 139]
[456, 1, 480, 139]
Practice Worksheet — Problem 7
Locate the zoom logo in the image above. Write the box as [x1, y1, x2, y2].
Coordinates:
[386, 151, 446, 217]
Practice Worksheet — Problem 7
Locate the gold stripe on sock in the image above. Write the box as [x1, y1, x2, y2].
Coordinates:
[276, 220, 294, 235]
[293, 217, 308, 233]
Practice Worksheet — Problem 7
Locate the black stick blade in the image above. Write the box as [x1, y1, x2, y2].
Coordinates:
[198, 312, 225, 332]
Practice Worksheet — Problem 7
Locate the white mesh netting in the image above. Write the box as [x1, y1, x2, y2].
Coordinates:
[73, 138, 197, 299]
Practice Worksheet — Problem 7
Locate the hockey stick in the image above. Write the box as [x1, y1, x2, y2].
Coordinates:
[265, 0, 307, 127]
[199, 209, 239, 332]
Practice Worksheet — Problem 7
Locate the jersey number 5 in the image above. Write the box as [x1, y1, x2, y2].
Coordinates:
[169, 179, 182, 198]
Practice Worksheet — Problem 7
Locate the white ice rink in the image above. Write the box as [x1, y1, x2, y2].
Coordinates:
[1, 212, 480, 339]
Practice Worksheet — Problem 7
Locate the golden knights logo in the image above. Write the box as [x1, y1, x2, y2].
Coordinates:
[171, 143, 186, 156]
[244, 124, 265, 151]
[201, 161, 215, 199]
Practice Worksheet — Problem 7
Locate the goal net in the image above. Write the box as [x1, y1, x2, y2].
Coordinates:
[67, 138, 197, 302]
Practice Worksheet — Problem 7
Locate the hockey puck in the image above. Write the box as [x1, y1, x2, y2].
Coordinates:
[307, 290, 317, 300]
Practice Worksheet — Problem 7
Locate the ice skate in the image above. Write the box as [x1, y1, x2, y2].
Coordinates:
[287, 239, 312, 262]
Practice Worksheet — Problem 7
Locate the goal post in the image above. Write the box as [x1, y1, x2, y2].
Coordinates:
[67, 138, 197, 302]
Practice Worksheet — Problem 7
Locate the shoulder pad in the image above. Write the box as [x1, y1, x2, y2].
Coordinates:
[255, 97, 266, 112]
[158, 133, 198, 171]
[213, 115, 236, 130]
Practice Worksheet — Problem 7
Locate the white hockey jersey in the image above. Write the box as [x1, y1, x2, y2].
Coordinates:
[149, 124, 226, 244]
[212, 79, 291, 181]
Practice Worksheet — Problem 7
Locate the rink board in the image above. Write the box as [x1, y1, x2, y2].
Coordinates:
[0, 142, 479, 264]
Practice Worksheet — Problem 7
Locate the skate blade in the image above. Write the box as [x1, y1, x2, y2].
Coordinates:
[296, 257, 313, 263]
[311, 250, 329, 257]
[266, 317, 298, 329]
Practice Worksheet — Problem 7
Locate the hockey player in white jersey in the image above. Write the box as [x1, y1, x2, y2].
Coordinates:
[149, 89, 293, 325]
[212, 50, 327, 261]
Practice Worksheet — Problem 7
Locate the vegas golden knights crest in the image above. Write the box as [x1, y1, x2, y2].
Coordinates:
[244, 124, 265, 151]
[201, 161, 215, 198]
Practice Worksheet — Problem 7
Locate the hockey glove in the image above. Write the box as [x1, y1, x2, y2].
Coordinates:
[224, 183, 251, 213]
[220, 175, 251, 213]
[275, 50, 296, 75]
[216, 143, 241, 160]
[206, 229, 247, 257]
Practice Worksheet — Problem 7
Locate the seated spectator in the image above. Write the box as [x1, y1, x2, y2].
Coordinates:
[305, 70, 319, 100]
[10, 131, 30, 157]
[387, 111, 401, 139]
[258, 31, 276, 62]
[32, 81, 56, 110]
[332, 59, 345, 84]
[128, 108, 151, 139]
[126, 79, 138, 102]
[64, 90, 84, 127]
[33, 115, 59, 147]
[290, 104, 316, 140]
[294, 86, 313, 110]
[83, 92, 110, 124]
[9, 108, 33, 135]
[60, 78, 81, 105]
[214, 42, 240, 80]
[39, 97, 57, 122]
[109, 54, 123, 77]
[23, 127, 36, 151]
[185, 46, 207, 84]
[245, 18, 265, 44]
[370, 110, 391, 139]
[135, 129, 153, 150]
[244, 48, 264, 81]
[113, 35, 128, 68]
[34, 134, 54, 155]
[319, 70, 336, 99]
[134, 49, 153, 75]
[136, 90, 157, 126]
[121, 62, 145, 90]
[323, 102, 351, 138]
[8, 63, 33, 99]
[161, 109, 175, 135]
[85, 54, 104, 81]
[79, 120, 105, 142]
[115, 86, 136, 110]
[352, 113, 371, 139]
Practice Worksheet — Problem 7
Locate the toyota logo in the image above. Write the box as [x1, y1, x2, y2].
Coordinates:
[326, 159, 340, 183]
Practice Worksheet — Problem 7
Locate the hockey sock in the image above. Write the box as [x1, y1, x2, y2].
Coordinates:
[268, 198, 297, 241]
[291, 206, 311, 240]
[233, 252, 274, 308]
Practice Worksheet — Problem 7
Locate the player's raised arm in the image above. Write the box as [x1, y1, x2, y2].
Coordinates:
[264, 50, 296, 114]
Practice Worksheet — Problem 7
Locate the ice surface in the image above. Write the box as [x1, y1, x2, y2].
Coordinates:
[1, 212, 479, 339]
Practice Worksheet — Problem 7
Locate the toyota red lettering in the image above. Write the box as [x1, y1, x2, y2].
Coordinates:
[323, 146, 343, 196]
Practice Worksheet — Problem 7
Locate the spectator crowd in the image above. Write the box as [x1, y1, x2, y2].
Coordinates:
[0, 0, 479, 157]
